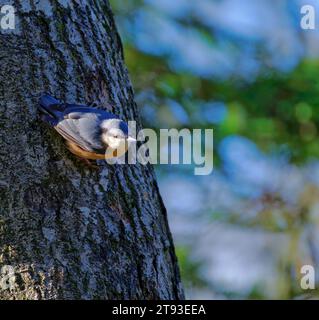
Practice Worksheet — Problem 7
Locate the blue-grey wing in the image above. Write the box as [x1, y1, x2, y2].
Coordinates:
[55, 112, 105, 153]
[63, 104, 118, 120]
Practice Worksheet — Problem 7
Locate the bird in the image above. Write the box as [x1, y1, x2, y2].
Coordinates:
[38, 93, 136, 164]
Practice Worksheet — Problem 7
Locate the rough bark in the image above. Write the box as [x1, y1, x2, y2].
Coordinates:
[0, 0, 184, 299]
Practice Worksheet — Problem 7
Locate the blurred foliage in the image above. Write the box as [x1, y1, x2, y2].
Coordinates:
[175, 246, 206, 289]
[126, 51, 319, 162]
[110, 0, 319, 299]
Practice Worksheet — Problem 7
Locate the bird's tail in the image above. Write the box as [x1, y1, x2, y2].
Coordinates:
[39, 93, 64, 125]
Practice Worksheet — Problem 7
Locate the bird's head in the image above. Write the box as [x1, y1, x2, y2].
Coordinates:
[101, 119, 136, 150]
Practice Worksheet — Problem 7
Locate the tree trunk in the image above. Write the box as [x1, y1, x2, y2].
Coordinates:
[0, 0, 183, 300]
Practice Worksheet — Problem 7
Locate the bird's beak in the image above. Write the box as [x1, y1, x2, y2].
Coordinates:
[127, 137, 137, 143]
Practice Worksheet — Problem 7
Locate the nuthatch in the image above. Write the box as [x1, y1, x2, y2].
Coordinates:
[38, 94, 136, 162]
